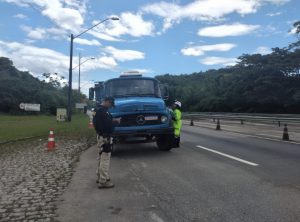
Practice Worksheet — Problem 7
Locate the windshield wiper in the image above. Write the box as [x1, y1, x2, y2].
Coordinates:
[113, 95, 127, 98]
[113, 93, 158, 97]
[139, 94, 159, 97]
[113, 94, 139, 98]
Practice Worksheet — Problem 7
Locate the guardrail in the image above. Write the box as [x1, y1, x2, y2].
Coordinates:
[183, 112, 300, 125]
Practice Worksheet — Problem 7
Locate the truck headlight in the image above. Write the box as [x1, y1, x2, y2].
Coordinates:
[161, 115, 168, 123]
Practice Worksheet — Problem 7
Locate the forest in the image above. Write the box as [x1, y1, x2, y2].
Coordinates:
[0, 57, 87, 114]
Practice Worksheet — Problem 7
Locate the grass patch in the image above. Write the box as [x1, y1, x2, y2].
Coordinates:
[0, 114, 95, 143]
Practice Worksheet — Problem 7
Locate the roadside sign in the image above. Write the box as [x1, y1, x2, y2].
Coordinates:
[19, 103, 25, 109]
[75, 103, 87, 109]
[19, 103, 40, 111]
[57, 108, 67, 122]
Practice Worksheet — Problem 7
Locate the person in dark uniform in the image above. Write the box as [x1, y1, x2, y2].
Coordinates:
[93, 97, 115, 188]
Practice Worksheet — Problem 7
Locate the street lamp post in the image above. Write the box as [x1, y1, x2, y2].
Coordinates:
[78, 52, 81, 93]
[73, 53, 95, 94]
[67, 17, 119, 122]
[67, 33, 74, 122]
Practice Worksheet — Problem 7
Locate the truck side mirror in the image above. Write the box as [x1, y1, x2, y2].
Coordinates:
[164, 86, 169, 100]
[160, 84, 169, 101]
[95, 82, 104, 100]
[89, 87, 95, 100]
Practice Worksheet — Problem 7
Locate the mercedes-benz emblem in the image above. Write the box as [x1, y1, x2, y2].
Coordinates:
[136, 115, 145, 125]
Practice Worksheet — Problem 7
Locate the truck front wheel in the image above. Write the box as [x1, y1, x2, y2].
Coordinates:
[156, 134, 173, 151]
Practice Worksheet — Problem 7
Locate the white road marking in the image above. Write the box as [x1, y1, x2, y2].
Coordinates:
[196, 145, 259, 166]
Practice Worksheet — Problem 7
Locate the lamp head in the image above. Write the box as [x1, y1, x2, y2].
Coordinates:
[110, 17, 120, 21]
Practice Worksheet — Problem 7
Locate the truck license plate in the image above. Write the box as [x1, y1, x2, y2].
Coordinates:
[145, 116, 158, 121]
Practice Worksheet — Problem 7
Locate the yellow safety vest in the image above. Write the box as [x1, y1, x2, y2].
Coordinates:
[173, 108, 182, 136]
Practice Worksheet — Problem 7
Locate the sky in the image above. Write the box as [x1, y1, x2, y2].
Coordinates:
[0, 0, 299, 95]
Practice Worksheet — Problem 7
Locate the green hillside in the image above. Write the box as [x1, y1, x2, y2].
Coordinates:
[0, 57, 87, 114]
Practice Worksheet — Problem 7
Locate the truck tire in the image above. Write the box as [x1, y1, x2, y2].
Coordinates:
[156, 134, 173, 151]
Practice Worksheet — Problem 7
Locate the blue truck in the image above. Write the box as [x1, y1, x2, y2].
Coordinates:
[89, 73, 175, 151]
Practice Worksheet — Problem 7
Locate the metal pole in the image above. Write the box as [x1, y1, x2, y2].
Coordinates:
[67, 34, 74, 122]
[78, 52, 81, 93]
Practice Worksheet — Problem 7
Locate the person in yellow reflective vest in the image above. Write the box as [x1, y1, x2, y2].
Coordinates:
[172, 100, 182, 147]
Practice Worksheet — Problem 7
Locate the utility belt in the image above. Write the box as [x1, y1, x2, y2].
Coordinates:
[97, 134, 113, 154]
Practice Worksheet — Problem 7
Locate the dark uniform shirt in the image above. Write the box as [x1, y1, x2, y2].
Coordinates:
[93, 105, 114, 136]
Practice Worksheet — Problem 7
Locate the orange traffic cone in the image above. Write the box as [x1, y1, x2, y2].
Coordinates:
[46, 129, 55, 151]
[88, 118, 94, 129]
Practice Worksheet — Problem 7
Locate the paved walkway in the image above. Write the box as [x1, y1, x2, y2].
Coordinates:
[0, 137, 92, 221]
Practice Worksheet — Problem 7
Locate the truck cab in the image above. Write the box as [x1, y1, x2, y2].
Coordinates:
[89, 73, 175, 151]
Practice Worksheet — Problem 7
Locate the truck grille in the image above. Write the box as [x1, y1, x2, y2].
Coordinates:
[120, 114, 162, 127]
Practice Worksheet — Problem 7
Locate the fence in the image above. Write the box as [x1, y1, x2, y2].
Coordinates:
[183, 112, 300, 126]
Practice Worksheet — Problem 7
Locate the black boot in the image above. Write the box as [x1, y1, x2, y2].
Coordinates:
[174, 136, 180, 148]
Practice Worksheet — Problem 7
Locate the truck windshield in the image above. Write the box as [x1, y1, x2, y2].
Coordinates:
[105, 79, 161, 98]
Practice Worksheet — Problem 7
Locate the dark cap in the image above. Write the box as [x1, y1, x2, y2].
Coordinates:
[104, 96, 115, 107]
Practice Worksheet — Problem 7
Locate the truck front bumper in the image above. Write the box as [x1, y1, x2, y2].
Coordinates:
[112, 126, 173, 137]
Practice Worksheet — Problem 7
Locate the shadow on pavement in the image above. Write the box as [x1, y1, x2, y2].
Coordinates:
[112, 142, 173, 159]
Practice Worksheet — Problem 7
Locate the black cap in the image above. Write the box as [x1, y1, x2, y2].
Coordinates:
[104, 97, 115, 107]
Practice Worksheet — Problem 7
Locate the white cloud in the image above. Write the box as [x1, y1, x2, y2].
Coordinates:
[5, 0, 86, 32]
[141, 0, 288, 32]
[90, 12, 155, 40]
[0, 40, 118, 78]
[13, 13, 27, 19]
[261, 0, 289, 5]
[255, 46, 272, 55]
[0, 40, 68, 75]
[142, 0, 260, 31]
[198, 23, 260, 37]
[181, 43, 236, 56]
[42, 7, 83, 31]
[266, 12, 282, 16]
[74, 38, 101, 46]
[20, 25, 67, 40]
[257, 24, 282, 37]
[24, 39, 36, 44]
[94, 57, 118, 70]
[200, 56, 238, 66]
[103, 46, 145, 62]
[73, 56, 118, 72]
[288, 27, 298, 35]
[21, 26, 47, 39]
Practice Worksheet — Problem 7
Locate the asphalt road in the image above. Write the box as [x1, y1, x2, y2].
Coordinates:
[56, 125, 300, 222]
